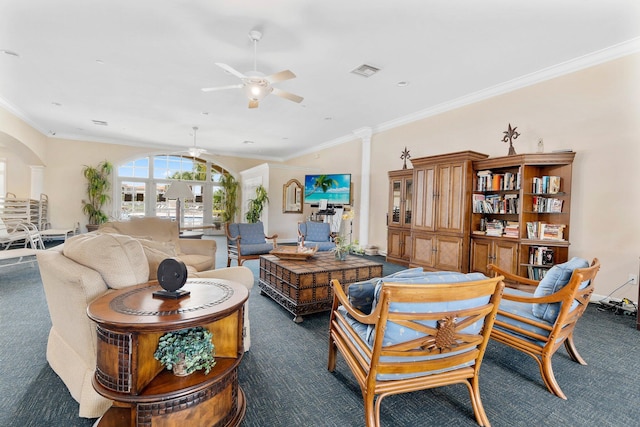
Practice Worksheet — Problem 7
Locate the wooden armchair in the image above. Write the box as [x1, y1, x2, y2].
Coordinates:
[488, 257, 600, 400]
[297, 221, 336, 251]
[225, 222, 278, 266]
[328, 272, 505, 427]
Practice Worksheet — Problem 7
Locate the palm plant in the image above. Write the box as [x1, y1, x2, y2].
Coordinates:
[246, 185, 269, 223]
[220, 173, 239, 223]
[81, 160, 113, 226]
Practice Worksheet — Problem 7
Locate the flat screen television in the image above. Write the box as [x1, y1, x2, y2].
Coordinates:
[304, 173, 351, 205]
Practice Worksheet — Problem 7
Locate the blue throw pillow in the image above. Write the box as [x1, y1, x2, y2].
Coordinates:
[532, 257, 589, 323]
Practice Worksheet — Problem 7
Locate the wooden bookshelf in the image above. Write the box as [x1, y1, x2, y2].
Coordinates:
[470, 152, 575, 278]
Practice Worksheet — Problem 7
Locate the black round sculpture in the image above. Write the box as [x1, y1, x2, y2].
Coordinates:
[153, 258, 190, 299]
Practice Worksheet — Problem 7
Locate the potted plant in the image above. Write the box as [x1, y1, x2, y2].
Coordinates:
[332, 235, 362, 260]
[153, 326, 216, 376]
[220, 173, 239, 223]
[81, 160, 113, 231]
[246, 184, 269, 223]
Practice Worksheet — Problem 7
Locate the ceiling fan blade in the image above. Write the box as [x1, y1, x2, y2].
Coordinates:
[215, 63, 246, 79]
[272, 87, 304, 103]
[201, 84, 243, 92]
[266, 69, 296, 84]
[248, 99, 259, 109]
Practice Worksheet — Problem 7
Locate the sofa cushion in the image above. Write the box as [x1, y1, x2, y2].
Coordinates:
[347, 268, 426, 313]
[532, 257, 590, 322]
[63, 233, 149, 289]
[237, 223, 267, 245]
[305, 222, 331, 242]
[239, 242, 274, 255]
[138, 239, 178, 280]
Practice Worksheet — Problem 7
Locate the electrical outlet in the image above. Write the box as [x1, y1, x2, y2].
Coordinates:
[629, 274, 638, 285]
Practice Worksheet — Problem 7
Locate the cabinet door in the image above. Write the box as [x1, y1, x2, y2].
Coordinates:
[401, 231, 412, 260]
[412, 166, 436, 231]
[411, 232, 436, 268]
[387, 228, 403, 259]
[493, 240, 519, 275]
[470, 238, 492, 275]
[436, 163, 465, 233]
[434, 235, 464, 271]
[403, 178, 413, 227]
[389, 179, 402, 226]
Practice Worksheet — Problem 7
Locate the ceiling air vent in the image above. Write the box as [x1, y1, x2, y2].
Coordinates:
[92, 120, 108, 126]
[350, 64, 380, 78]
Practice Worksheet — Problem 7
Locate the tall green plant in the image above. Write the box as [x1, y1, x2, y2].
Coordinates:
[220, 173, 239, 223]
[246, 185, 269, 223]
[81, 160, 113, 225]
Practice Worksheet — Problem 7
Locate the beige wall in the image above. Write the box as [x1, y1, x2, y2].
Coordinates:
[2, 53, 638, 302]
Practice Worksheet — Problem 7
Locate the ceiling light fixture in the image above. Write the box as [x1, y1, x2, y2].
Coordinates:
[188, 126, 205, 157]
[397, 81, 409, 87]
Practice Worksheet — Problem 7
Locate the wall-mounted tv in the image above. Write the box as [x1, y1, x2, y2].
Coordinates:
[304, 173, 351, 205]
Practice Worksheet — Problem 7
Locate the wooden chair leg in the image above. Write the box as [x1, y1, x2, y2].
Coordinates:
[564, 333, 587, 365]
[327, 335, 337, 372]
[466, 378, 490, 427]
[364, 393, 379, 427]
[540, 354, 567, 400]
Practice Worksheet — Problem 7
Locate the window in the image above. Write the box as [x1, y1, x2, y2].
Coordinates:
[116, 155, 229, 230]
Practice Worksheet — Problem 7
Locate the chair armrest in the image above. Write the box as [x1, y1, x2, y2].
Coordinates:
[488, 263, 539, 287]
[330, 279, 379, 325]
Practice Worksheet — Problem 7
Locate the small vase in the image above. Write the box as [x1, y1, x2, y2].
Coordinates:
[335, 251, 347, 261]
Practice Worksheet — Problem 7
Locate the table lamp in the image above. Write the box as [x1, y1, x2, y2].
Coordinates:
[165, 181, 194, 231]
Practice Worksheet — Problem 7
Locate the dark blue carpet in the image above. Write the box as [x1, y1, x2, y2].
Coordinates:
[1, 253, 639, 427]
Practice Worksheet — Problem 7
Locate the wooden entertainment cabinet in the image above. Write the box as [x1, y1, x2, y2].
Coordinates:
[387, 150, 576, 279]
[87, 279, 248, 427]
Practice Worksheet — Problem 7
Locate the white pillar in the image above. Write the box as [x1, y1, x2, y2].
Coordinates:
[353, 127, 372, 248]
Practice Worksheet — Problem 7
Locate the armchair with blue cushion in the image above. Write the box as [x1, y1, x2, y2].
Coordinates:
[225, 222, 278, 266]
[328, 269, 505, 427]
[297, 221, 336, 251]
[488, 257, 600, 400]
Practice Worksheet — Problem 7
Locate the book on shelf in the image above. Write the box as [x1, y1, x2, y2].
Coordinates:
[548, 176, 561, 194]
[485, 219, 505, 237]
[532, 175, 561, 194]
[540, 223, 566, 240]
[528, 246, 554, 265]
[503, 221, 519, 238]
[532, 196, 563, 213]
[527, 265, 549, 281]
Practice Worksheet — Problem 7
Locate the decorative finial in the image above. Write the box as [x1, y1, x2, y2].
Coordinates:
[400, 147, 411, 169]
[502, 123, 520, 155]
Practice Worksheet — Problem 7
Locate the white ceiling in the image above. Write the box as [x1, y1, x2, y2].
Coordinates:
[1, 0, 639, 161]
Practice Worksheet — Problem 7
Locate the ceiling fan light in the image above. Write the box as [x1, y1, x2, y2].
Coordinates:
[188, 147, 205, 157]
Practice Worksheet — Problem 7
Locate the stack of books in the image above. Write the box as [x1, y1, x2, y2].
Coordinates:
[485, 220, 504, 237]
[503, 221, 519, 238]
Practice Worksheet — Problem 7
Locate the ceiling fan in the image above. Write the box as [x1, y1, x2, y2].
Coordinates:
[201, 30, 303, 109]
[187, 126, 206, 157]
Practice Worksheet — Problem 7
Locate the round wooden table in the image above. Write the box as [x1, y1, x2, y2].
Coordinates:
[87, 278, 248, 427]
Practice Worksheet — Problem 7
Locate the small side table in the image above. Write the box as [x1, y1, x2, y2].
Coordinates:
[87, 279, 248, 427]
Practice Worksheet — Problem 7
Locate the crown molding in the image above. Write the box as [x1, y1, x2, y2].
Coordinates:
[374, 37, 640, 134]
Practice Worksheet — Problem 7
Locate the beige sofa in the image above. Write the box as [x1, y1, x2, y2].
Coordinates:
[37, 232, 254, 419]
[99, 217, 216, 273]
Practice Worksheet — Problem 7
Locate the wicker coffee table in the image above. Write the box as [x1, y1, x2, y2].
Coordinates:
[258, 251, 383, 323]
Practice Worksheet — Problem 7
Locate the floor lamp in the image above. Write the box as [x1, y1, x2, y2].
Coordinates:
[165, 181, 194, 232]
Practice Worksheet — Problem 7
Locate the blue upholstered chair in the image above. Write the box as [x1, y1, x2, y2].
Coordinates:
[488, 257, 600, 399]
[297, 221, 336, 251]
[328, 270, 505, 427]
[225, 222, 278, 266]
